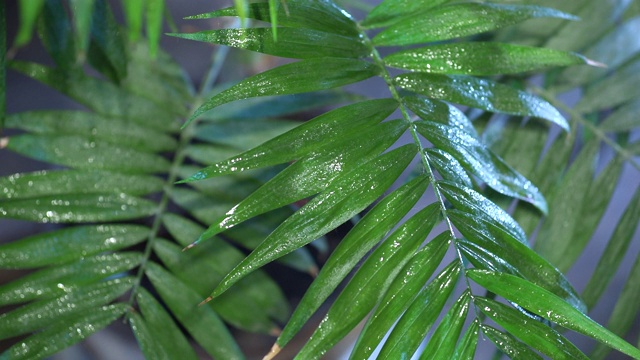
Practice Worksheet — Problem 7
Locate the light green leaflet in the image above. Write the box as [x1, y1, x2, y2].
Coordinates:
[373, 3, 577, 46]
[469, 270, 640, 359]
[419, 291, 471, 359]
[385, 42, 591, 75]
[209, 144, 417, 297]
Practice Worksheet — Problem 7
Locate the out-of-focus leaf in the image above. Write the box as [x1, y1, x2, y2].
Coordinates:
[129, 312, 170, 360]
[135, 289, 200, 360]
[171, 28, 369, 59]
[0, 193, 156, 223]
[38, 0, 76, 71]
[420, 291, 471, 359]
[475, 297, 588, 359]
[351, 232, 450, 360]
[9, 61, 178, 132]
[182, 99, 397, 181]
[145, 262, 244, 360]
[203, 91, 362, 121]
[452, 320, 479, 360]
[373, 3, 577, 46]
[556, 16, 640, 90]
[145, 0, 163, 57]
[377, 261, 461, 359]
[481, 324, 542, 360]
[197, 120, 406, 237]
[600, 100, 640, 132]
[0, 252, 141, 306]
[15, 0, 46, 47]
[194, 118, 298, 150]
[87, 0, 127, 82]
[582, 187, 640, 309]
[69, 0, 95, 59]
[187, 0, 360, 37]
[591, 253, 640, 360]
[6, 134, 170, 173]
[121, 0, 144, 43]
[0, 304, 128, 360]
[209, 144, 417, 297]
[296, 204, 441, 358]
[385, 42, 591, 75]
[153, 237, 286, 333]
[544, 0, 631, 52]
[469, 270, 640, 359]
[0, 277, 133, 340]
[533, 141, 598, 270]
[0, 170, 163, 200]
[363, 0, 450, 28]
[6, 110, 177, 152]
[396, 73, 568, 130]
[187, 59, 378, 125]
[0, 224, 147, 268]
[277, 175, 429, 349]
[577, 59, 640, 113]
[0, 2, 4, 135]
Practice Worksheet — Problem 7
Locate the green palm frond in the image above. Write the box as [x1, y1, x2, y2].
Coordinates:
[1, 0, 639, 359]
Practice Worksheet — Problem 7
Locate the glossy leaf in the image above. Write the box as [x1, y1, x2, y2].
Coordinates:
[182, 98, 397, 180]
[0, 252, 141, 306]
[481, 324, 542, 360]
[469, 270, 640, 359]
[0, 304, 128, 360]
[277, 176, 429, 348]
[438, 181, 528, 244]
[452, 320, 479, 360]
[420, 291, 471, 359]
[363, 0, 450, 28]
[209, 144, 417, 297]
[351, 231, 450, 360]
[475, 297, 588, 359]
[0, 224, 147, 268]
[425, 148, 473, 188]
[373, 3, 577, 46]
[0, 169, 164, 200]
[0, 277, 133, 340]
[171, 28, 369, 59]
[385, 42, 591, 75]
[187, 0, 360, 37]
[0, 193, 157, 223]
[6, 110, 178, 152]
[450, 209, 584, 315]
[145, 262, 244, 360]
[135, 288, 200, 360]
[582, 186, 640, 309]
[188, 58, 378, 125]
[296, 203, 441, 358]
[396, 73, 568, 130]
[9, 61, 177, 132]
[6, 134, 170, 173]
[196, 120, 406, 237]
[591, 253, 640, 360]
[377, 261, 461, 360]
